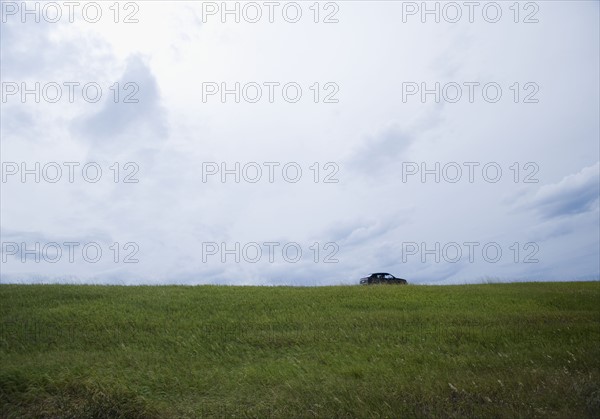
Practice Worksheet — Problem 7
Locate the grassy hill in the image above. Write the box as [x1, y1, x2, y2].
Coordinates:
[1, 282, 599, 418]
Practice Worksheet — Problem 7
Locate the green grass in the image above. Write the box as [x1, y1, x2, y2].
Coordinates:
[1, 282, 599, 418]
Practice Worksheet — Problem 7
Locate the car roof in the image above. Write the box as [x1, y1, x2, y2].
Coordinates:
[371, 272, 391, 275]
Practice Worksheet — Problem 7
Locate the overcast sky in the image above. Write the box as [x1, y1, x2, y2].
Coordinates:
[1, 1, 598, 285]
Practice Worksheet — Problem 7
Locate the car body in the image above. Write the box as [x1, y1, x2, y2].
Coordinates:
[360, 273, 408, 285]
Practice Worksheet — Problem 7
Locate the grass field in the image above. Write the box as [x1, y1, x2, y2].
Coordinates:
[1, 282, 599, 418]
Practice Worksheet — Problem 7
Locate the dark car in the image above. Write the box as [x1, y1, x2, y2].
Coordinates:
[360, 273, 407, 285]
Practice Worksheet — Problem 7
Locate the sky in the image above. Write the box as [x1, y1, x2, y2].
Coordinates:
[1, 0, 599, 285]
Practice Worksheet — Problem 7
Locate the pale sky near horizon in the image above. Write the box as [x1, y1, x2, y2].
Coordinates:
[1, 1, 599, 285]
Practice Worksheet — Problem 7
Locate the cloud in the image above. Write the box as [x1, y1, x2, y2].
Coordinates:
[0, 17, 70, 77]
[72, 55, 168, 145]
[0, 11, 114, 79]
[345, 104, 446, 181]
[348, 124, 414, 176]
[528, 162, 600, 219]
[0, 108, 34, 140]
[323, 217, 405, 248]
